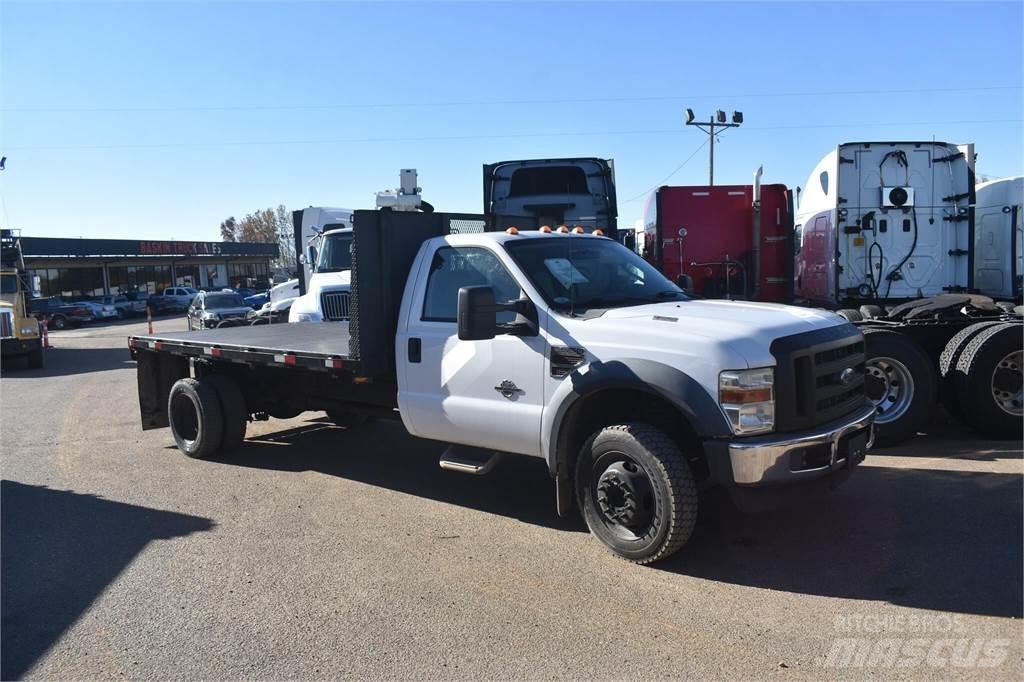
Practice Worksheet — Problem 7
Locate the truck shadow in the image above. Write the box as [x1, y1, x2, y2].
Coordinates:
[226, 420, 1021, 618]
[0, 481, 214, 679]
[663, 463, 1023, 619]
[872, 411, 1023, 461]
[223, 419, 586, 533]
[0, 347, 134, 377]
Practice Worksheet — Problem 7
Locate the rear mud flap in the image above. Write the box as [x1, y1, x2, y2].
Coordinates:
[137, 350, 189, 430]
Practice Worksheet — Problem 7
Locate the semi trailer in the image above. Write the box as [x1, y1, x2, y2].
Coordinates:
[640, 142, 1022, 445]
[130, 208, 873, 564]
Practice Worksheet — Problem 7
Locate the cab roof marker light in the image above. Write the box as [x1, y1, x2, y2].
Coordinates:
[505, 226, 519, 235]
[593, 228, 605, 236]
[539, 225, 552, 233]
[557, 225, 569, 233]
[572, 226, 585, 234]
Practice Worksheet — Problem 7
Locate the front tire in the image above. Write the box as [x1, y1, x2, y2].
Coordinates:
[168, 378, 224, 459]
[863, 329, 937, 446]
[575, 424, 697, 565]
[50, 315, 67, 330]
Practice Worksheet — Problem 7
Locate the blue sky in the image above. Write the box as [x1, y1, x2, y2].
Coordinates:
[2, 0, 1021, 241]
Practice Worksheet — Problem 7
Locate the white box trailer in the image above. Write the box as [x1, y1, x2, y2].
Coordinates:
[974, 176, 1023, 301]
[795, 141, 975, 306]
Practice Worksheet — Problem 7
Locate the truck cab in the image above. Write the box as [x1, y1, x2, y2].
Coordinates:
[0, 229, 42, 368]
[484, 158, 618, 236]
[288, 226, 353, 323]
[288, 207, 355, 323]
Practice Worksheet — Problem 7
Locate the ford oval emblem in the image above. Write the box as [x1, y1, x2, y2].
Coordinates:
[840, 368, 859, 386]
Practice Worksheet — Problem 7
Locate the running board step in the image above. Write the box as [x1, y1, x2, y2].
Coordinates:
[439, 446, 502, 475]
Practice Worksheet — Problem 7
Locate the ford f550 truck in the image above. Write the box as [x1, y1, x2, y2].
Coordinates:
[130, 209, 873, 564]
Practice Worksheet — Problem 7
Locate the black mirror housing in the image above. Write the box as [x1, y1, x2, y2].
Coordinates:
[457, 286, 497, 341]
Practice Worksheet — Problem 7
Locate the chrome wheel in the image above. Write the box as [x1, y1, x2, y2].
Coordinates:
[591, 451, 656, 542]
[991, 350, 1023, 417]
[865, 356, 915, 424]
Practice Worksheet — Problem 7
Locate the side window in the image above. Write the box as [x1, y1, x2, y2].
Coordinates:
[422, 246, 520, 323]
[195, 294, 204, 309]
[794, 224, 803, 254]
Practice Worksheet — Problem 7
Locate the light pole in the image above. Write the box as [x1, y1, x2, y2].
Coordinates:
[684, 108, 743, 186]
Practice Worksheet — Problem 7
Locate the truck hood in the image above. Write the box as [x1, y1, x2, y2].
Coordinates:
[567, 299, 848, 369]
[309, 271, 351, 289]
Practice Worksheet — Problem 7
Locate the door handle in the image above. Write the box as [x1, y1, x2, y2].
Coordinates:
[408, 337, 421, 363]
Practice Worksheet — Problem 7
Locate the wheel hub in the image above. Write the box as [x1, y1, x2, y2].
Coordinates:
[596, 461, 653, 529]
[865, 356, 915, 424]
[991, 350, 1023, 416]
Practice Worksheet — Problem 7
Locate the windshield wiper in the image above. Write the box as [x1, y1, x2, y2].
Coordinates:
[654, 290, 685, 299]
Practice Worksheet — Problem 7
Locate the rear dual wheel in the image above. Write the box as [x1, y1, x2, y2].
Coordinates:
[950, 323, 1023, 437]
[168, 375, 248, 458]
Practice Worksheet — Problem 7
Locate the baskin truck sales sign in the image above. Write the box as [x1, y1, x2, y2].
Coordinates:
[138, 241, 224, 256]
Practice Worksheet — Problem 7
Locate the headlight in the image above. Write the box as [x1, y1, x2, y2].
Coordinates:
[201, 311, 219, 319]
[719, 367, 775, 435]
[20, 326, 38, 336]
[292, 312, 321, 323]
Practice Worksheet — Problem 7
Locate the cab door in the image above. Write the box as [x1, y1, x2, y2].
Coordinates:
[397, 244, 548, 457]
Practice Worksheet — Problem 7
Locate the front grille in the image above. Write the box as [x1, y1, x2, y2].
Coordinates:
[321, 290, 351, 321]
[0, 312, 13, 338]
[771, 325, 866, 432]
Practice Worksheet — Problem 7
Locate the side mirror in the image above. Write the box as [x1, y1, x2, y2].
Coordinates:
[457, 286, 497, 341]
[307, 245, 317, 267]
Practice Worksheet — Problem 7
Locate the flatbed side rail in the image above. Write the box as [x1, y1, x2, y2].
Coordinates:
[128, 335, 355, 374]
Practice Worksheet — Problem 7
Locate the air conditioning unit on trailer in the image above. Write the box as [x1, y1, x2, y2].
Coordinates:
[882, 186, 915, 208]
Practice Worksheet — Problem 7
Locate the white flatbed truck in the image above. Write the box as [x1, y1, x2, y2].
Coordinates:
[131, 209, 874, 564]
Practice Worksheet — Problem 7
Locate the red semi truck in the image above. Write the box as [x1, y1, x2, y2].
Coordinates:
[642, 168, 794, 303]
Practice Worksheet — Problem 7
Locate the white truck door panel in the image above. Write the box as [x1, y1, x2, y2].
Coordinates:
[399, 245, 546, 456]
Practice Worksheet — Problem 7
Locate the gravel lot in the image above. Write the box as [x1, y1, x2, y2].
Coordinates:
[2, 318, 1021, 680]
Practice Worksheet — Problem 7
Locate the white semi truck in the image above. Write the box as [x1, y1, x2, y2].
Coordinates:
[130, 208, 873, 564]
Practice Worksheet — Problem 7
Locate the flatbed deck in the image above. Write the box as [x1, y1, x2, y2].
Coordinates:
[130, 323, 354, 372]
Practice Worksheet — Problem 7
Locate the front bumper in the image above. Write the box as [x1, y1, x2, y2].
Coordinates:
[1, 336, 41, 356]
[706, 402, 875, 487]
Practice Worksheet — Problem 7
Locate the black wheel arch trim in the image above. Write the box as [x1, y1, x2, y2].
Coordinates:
[546, 358, 730, 516]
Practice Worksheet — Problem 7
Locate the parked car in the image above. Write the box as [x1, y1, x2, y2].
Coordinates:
[149, 287, 198, 314]
[243, 291, 269, 309]
[93, 294, 148, 318]
[27, 297, 94, 329]
[186, 291, 252, 330]
[77, 300, 119, 320]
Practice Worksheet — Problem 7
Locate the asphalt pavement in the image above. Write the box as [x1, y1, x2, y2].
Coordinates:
[2, 318, 1021, 679]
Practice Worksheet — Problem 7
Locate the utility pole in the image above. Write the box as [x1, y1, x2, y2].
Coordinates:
[684, 109, 743, 186]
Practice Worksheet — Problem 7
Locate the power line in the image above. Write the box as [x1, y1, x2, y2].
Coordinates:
[6, 118, 1020, 152]
[621, 139, 710, 203]
[3, 85, 1020, 113]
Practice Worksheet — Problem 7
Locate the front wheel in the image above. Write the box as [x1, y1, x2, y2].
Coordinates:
[50, 315, 67, 330]
[575, 424, 697, 565]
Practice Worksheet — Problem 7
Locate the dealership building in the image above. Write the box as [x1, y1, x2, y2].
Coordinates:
[21, 237, 279, 299]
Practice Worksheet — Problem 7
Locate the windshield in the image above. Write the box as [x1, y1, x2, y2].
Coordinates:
[316, 232, 353, 274]
[204, 293, 245, 308]
[0, 274, 17, 294]
[504, 237, 686, 316]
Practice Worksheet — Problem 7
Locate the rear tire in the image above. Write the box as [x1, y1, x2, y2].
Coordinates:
[863, 329, 937, 446]
[953, 323, 1023, 437]
[938, 321, 1005, 419]
[575, 424, 697, 565]
[168, 378, 224, 459]
[837, 308, 863, 322]
[205, 374, 248, 453]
